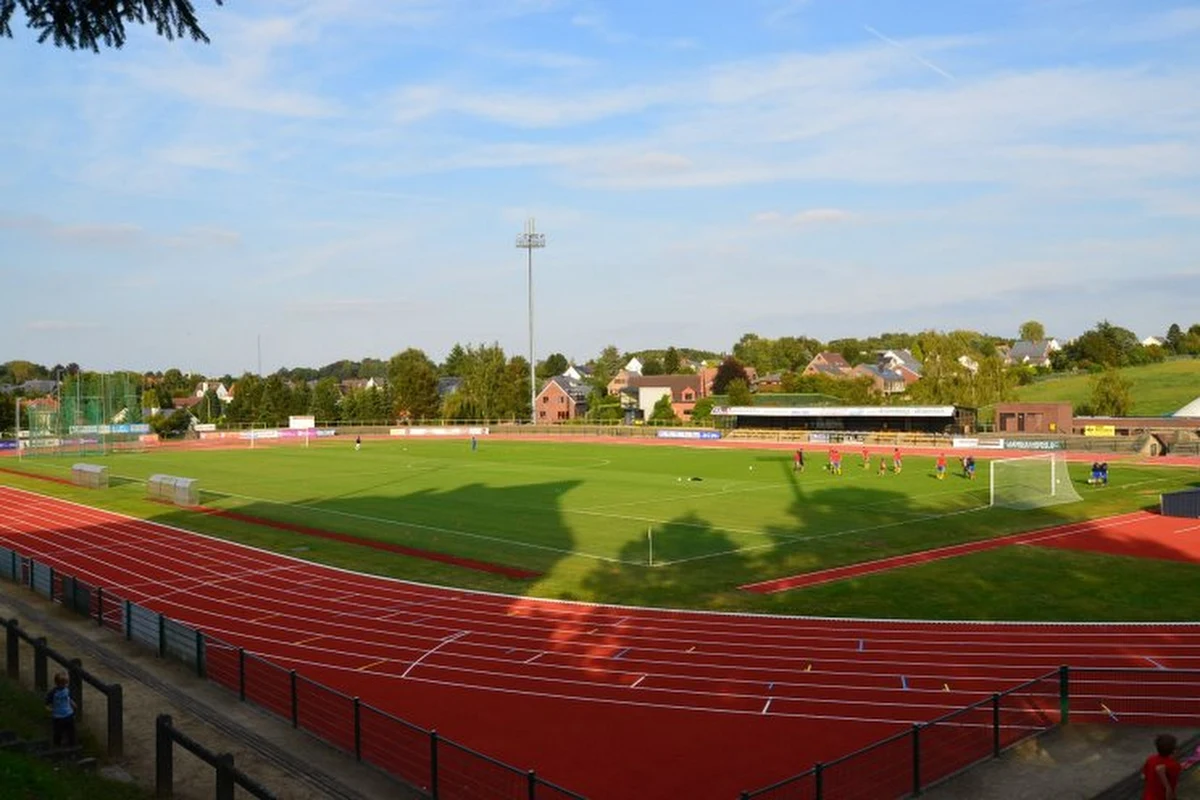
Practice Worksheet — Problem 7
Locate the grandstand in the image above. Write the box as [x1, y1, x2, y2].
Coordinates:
[712, 404, 975, 434]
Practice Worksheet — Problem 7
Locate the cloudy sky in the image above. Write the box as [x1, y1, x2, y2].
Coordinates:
[3, 0, 1199, 375]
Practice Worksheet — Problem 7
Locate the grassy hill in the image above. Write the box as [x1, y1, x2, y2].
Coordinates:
[1013, 358, 1200, 415]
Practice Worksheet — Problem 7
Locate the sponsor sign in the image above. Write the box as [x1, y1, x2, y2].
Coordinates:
[289, 415, 316, 430]
[0, 440, 17, 450]
[69, 424, 151, 435]
[655, 430, 721, 440]
[1003, 439, 1066, 451]
[951, 437, 978, 449]
[194, 423, 217, 433]
[1084, 425, 1116, 437]
[395, 427, 487, 437]
[809, 433, 830, 444]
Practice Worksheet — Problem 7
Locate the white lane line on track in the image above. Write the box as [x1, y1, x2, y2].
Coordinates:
[402, 630, 468, 679]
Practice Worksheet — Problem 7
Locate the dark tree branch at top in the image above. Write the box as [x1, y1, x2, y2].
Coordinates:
[0, 0, 222, 52]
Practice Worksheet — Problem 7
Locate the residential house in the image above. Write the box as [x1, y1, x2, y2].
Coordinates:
[624, 357, 644, 375]
[625, 374, 705, 421]
[536, 376, 590, 423]
[753, 372, 785, 392]
[1004, 339, 1061, 368]
[1142, 336, 1165, 348]
[802, 352, 852, 378]
[340, 377, 385, 394]
[852, 364, 906, 395]
[877, 349, 923, 387]
[2, 379, 60, 396]
[172, 396, 203, 411]
[562, 364, 593, 382]
[194, 381, 232, 403]
[607, 368, 638, 396]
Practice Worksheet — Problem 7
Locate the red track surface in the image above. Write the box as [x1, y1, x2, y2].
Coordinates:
[742, 511, 1200, 593]
[4, 485, 1200, 798]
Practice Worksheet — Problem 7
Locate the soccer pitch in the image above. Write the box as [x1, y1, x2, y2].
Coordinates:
[6, 439, 1196, 618]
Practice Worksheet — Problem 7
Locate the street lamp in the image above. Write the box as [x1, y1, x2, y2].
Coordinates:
[515, 218, 546, 425]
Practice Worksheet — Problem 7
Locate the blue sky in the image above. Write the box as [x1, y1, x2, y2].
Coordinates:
[3, 0, 1199, 375]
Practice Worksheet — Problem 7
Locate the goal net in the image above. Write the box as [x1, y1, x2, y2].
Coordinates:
[989, 453, 1083, 510]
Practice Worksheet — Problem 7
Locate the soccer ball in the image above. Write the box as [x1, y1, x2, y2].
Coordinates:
[749, 466, 754, 471]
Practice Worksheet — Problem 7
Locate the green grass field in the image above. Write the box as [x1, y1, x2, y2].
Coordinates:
[1013, 357, 1200, 415]
[3, 438, 1199, 620]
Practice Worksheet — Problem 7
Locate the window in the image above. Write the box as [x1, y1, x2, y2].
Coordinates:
[542, 396, 549, 403]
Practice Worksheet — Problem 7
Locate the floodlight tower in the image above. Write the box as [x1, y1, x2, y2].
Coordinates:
[515, 218, 546, 425]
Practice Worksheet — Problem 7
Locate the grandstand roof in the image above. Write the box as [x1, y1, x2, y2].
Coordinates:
[712, 405, 957, 418]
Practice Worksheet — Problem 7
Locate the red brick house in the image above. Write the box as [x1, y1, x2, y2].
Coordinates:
[803, 352, 852, 377]
[536, 376, 590, 423]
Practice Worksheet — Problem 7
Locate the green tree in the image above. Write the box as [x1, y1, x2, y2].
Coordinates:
[648, 394, 677, 423]
[388, 348, 440, 420]
[194, 389, 222, 423]
[726, 378, 753, 406]
[662, 347, 681, 375]
[460, 343, 510, 421]
[310, 377, 342, 423]
[500, 356, 533, 420]
[258, 374, 293, 426]
[690, 396, 715, 424]
[711, 356, 749, 395]
[641, 358, 664, 376]
[1088, 368, 1134, 416]
[150, 407, 192, 438]
[591, 345, 623, 389]
[1166, 323, 1183, 354]
[1019, 320, 1046, 342]
[537, 353, 569, 380]
[224, 373, 262, 424]
[732, 333, 777, 373]
[441, 343, 469, 377]
[1, 0, 222, 51]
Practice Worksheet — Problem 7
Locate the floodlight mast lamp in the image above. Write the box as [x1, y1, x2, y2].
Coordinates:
[515, 219, 546, 425]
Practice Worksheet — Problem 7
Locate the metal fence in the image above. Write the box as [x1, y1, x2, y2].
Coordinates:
[738, 665, 1200, 799]
[0, 544, 586, 800]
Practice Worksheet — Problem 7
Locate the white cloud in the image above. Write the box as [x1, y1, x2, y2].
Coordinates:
[754, 209, 857, 226]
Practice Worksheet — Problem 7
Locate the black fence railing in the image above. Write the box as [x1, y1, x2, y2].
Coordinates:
[4, 617, 124, 759]
[155, 713, 276, 799]
[0, 543, 587, 800]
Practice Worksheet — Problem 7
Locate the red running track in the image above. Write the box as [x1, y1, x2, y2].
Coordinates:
[3, 485, 1200, 798]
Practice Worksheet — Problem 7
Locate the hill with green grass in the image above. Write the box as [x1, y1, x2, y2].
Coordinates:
[1013, 358, 1200, 416]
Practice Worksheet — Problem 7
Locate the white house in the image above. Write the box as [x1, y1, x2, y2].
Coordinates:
[1142, 336, 1165, 348]
[624, 357, 644, 375]
[195, 381, 232, 403]
[562, 364, 593, 382]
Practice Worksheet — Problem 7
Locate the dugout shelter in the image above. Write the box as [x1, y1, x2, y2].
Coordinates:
[712, 404, 974, 434]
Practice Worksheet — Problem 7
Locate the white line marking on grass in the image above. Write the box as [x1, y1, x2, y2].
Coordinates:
[580, 481, 780, 512]
[200, 488, 641, 566]
[402, 630, 468, 679]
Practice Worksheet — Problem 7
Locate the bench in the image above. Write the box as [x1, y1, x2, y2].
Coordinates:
[71, 463, 109, 489]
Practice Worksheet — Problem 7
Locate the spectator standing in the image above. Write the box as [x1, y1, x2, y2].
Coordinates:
[1141, 733, 1181, 800]
[44, 673, 77, 748]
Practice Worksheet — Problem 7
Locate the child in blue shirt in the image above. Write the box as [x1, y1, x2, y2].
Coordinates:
[44, 673, 77, 747]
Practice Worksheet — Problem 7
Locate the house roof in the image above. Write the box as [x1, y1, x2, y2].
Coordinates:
[18, 379, 59, 395]
[854, 364, 905, 382]
[809, 363, 849, 377]
[173, 396, 203, 409]
[811, 351, 851, 369]
[627, 374, 702, 402]
[1175, 396, 1200, 418]
[879, 349, 923, 374]
[543, 376, 591, 402]
[1008, 339, 1055, 363]
[564, 364, 593, 377]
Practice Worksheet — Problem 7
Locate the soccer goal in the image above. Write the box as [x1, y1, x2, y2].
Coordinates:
[989, 452, 1084, 510]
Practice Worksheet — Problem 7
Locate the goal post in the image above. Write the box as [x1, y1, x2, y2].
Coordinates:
[989, 452, 1084, 510]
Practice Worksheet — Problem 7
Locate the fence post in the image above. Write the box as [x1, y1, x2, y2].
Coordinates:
[155, 715, 174, 798]
[5, 618, 17, 680]
[912, 723, 922, 796]
[96, 587, 104, 626]
[815, 762, 824, 800]
[215, 753, 236, 800]
[68, 658, 84, 720]
[108, 683, 124, 759]
[353, 697, 362, 761]
[33, 636, 48, 692]
[430, 731, 440, 800]
[196, 632, 206, 679]
[48, 566, 54, 602]
[1059, 666, 1070, 725]
[238, 648, 246, 702]
[124, 600, 132, 641]
[157, 613, 166, 658]
[992, 693, 1001, 758]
